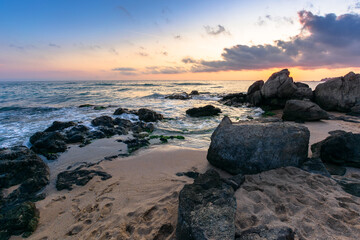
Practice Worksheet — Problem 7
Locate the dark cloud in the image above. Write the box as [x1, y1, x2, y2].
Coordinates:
[204, 25, 229, 36]
[112, 67, 136, 71]
[49, 43, 61, 48]
[186, 11, 360, 72]
[182, 57, 198, 64]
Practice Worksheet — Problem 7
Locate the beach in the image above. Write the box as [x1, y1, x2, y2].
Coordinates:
[10, 114, 360, 240]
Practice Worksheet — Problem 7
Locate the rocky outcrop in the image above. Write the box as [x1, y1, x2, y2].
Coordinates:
[219, 93, 247, 107]
[176, 169, 237, 240]
[44, 121, 76, 132]
[137, 108, 163, 122]
[347, 103, 360, 116]
[190, 90, 200, 95]
[299, 158, 331, 177]
[246, 80, 264, 106]
[314, 72, 360, 112]
[207, 117, 309, 175]
[186, 105, 221, 117]
[165, 92, 191, 100]
[91, 116, 115, 127]
[29, 131, 68, 159]
[113, 107, 137, 115]
[0, 146, 49, 239]
[292, 86, 313, 100]
[311, 130, 360, 168]
[282, 100, 329, 122]
[236, 225, 295, 240]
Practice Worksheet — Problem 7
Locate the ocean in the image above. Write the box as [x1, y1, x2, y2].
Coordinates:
[0, 80, 320, 149]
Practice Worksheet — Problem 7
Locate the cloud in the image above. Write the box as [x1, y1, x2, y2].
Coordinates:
[9, 44, 35, 51]
[144, 66, 186, 74]
[256, 15, 294, 26]
[174, 35, 182, 40]
[117, 6, 132, 19]
[112, 67, 136, 71]
[138, 52, 149, 57]
[49, 43, 61, 48]
[204, 25, 229, 36]
[185, 11, 360, 72]
[182, 57, 198, 64]
[109, 48, 119, 55]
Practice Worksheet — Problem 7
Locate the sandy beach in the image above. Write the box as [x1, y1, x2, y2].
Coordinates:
[10, 114, 360, 240]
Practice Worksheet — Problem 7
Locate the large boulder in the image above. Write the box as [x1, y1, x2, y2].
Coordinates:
[314, 72, 360, 112]
[44, 121, 76, 132]
[219, 93, 247, 107]
[282, 100, 329, 122]
[207, 117, 310, 175]
[246, 80, 264, 106]
[137, 108, 163, 122]
[186, 105, 221, 117]
[261, 69, 297, 100]
[311, 130, 360, 168]
[292, 87, 313, 100]
[176, 169, 237, 240]
[91, 116, 114, 127]
[29, 131, 67, 158]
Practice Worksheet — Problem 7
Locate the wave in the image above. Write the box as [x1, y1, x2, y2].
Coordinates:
[173, 83, 212, 86]
[117, 88, 131, 92]
[125, 83, 160, 87]
[0, 106, 59, 113]
[141, 93, 165, 99]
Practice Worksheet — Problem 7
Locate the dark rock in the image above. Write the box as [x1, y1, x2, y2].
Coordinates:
[44, 121, 76, 132]
[124, 138, 150, 153]
[113, 118, 133, 129]
[0, 146, 49, 204]
[176, 169, 236, 240]
[93, 106, 107, 110]
[292, 87, 313, 100]
[186, 105, 221, 117]
[224, 174, 245, 191]
[89, 130, 106, 140]
[30, 132, 67, 158]
[314, 71, 360, 112]
[207, 117, 309, 175]
[247, 80, 264, 95]
[65, 125, 89, 144]
[219, 93, 247, 107]
[247, 90, 263, 106]
[56, 167, 112, 191]
[190, 90, 200, 95]
[347, 104, 360, 116]
[153, 223, 174, 240]
[0, 202, 39, 239]
[165, 92, 191, 100]
[311, 130, 360, 168]
[176, 171, 199, 179]
[261, 69, 297, 100]
[236, 225, 295, 240]
[91, 116, 114, 127]
[79, 104, 94, 108]
[299, 158, 331, 177]
[137, 108, 163, 122]
[114, 107, 136, 115]
[324, 163, 347, 176]
[294, 82, 309, 88]
[282, 100, 329, 121]
[337, 179, 360, 197]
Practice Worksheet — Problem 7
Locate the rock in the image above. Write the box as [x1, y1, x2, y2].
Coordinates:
[0, 146, 49, 204]
[207, 117, 309, 175]
[65, 125, 90, 144]
[337, 178, 360, 197]
[190, 90, 200, 95]
[224, 174, 245, 191]
[56, 167, 112, 191]
[176, 171, 200, 179]
[246, 81, 264, 106]
[299, 158, 331, 177]
[324, 163, 347, 176]
[176, 169, 236, 240]
[44, 121, 76, 132]
[236, 225, 295, 240]
[311, 130, 360, 168]
[347, 103, 360, 116]
[67, 225, 83, 236]
[247, 80, 264, 95]
[113, 118, 133, 129]
[30, 132, 67, 157]
[261, 69, 297, 99]
[0, 202, 39, 239]
[292, 87, 314, 100]
[294, 82, 309, 88]
[113, 108, 137, 115]
[137, 108, 163, 122]
[153, 223, 174, 240]
[219, 93, 247, 107]
[79, 104, 94, 108]
[314, 71, 360, 112]
[124, 138, 150, 153]
[282, 100, 329, 122]
[93, 106, 107, 110]
[186, 105, 221, 117]
[165, 92, 191, 100]
[91, 116, 114, 127]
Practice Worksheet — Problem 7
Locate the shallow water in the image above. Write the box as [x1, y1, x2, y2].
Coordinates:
[0, 80, 320, 149]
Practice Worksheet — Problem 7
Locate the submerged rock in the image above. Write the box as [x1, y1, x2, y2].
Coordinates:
[282, 100, 329, 122]
[186, 105, 221, 117]
[311, 130, 360, 168]
[137, 108, 163, 122]
[314, 71, 360, 112]
[207, 117, 309, 175]
[165, 92, 191, 100]
[176, 169, 237, 240]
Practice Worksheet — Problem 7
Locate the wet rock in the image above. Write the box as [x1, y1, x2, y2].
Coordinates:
[78, 104, 94, 108]
[137, 108, 163, 122]
[44, 121, 76, 132]
[314, 71, 360, 112]
[219, 93, 247, 107]
[113, 108, 137, 115]
[176, 169, 236, 240]
[65, 125, 89, 144]
[282, 100, 329, 122]
[30, 132, 67, 158]
[311, 130, 360, 168]
[190, 90, 200, 95]
[91, 116, 114, 127]
[236, 225, 295, 240]
[207, 117, 309, 175]
[165, 92, 191, 100]
[124, 138, 150, 153]
[299, 158, 331, 177]
[113, 118, 133, 129]
[0, 146, 49, 204]
[0, 202, 39, 239]
[56, 167, 112, 191]
[186, 105, 221, 117]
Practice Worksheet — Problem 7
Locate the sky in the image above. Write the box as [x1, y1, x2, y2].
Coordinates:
[1, 0, 360, 81]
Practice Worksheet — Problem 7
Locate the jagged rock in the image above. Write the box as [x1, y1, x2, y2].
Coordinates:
[314, 72, 360, 112]
[219, 93, 247, 107]
[236, 225, 295, 240]
[56, 167, 112, 191]
[0, 146, 49, 204]
[44, 121, 76, 132]
[246, 81, 264, 106]
[30, 131, 67, 158]
[292, 87, 314, 100]
[137, 108, 163, 122]
[261, 69, 297, 100]
[176, 171, 199, 179]
[190, 90, 200, 95]
[165, 92, 191, 100]
[248, 80, 264, 95]
[311, 130, 360, 168]
[65, 125, 89, 144]
[347, 103, 360, 116]
[336, 178, 360, 197]
[299, 158, 331, 177]
[113, 108, 137, 115]
[282, 100, 329, 122]
[123, 138, 150, 153]
[176, 169, 236, 240]
[0, 202, 39, 239]
[294, 82, 309, 88]
[91, 116, 114, 127]
[186, 105, 221, 117]
[207, 117, 309, 175]
[113, 118, 133, 129]
[223, 174, 245, 191]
